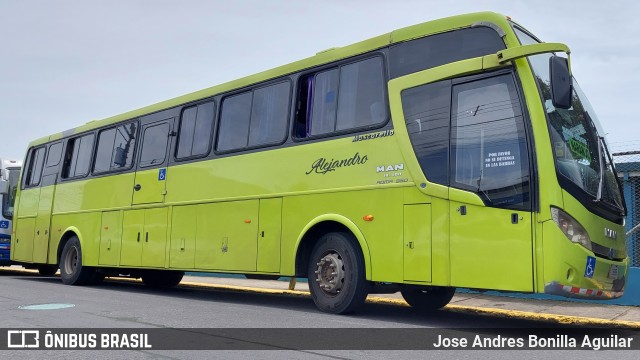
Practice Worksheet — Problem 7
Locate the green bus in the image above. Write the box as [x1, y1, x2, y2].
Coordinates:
[12, 12, 628, 314]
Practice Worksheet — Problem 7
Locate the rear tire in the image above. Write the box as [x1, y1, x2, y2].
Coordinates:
[59, 236, 96, 285]
[307, 232, 368, 314]
[141, 270, 184, 288]
[401, 286, 455, 312]
[37, 265, 58, 276]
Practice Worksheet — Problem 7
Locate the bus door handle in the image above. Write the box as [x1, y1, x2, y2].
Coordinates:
[134, 184, 142, 191]
[137, 232, 140, 242]
[511, 213, 523, 224]
[145, 232, 149, 242]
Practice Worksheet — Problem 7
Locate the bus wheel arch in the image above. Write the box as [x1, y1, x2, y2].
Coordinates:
[56, 229, 96, 285]
[57, 229, 83, 265]
[293, 216, 372, 280]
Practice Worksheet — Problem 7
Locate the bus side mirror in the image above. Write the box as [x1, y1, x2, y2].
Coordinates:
[550, 55, 572, 109]
[0, 180, 8, 195]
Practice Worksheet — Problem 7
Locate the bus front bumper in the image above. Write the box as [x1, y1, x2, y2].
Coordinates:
[544, 280, 624, 300]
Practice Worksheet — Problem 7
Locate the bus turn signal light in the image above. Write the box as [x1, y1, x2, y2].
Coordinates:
[363, 215, 374, 222]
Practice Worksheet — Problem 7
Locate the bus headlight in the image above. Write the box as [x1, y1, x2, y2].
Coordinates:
[550, 207, 592, 251]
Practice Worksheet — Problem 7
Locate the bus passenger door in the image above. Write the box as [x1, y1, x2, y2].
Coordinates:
[13, 146, 46, 263]
[32, 177, 54, 263]
[33, 142, 63, 264]
[448, 74, 533, 292]
[132, 119, 173, 205]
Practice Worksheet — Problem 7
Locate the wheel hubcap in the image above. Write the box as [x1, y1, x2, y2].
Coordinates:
[64, 247, 78, 275]
[314, 252, 345, 294]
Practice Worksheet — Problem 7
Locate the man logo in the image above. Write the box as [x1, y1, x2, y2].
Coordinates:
[7, 330, 39, 348]
[376, 164, 404, 173]
[604, 228, 617, 240]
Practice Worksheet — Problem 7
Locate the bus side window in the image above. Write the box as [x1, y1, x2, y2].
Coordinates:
[62, 133, 95, 179]
[248, 82, 290, 147]
[46, 142, 63, 168]
[403, 80, 451, 186]
[94, 122, 137, 173]
[177, 102, 215, 159]
[294, 57, 387, 139]
[216, 81, 290, 152]
[139, 123, 170, 168]
[389, 27, 506, 79]
[450, 74, 530, 210]
[23, 147, 46, 188]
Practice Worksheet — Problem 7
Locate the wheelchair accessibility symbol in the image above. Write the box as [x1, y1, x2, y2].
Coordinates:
[584, 256, 596, 278]
[158, 168, 166, 181]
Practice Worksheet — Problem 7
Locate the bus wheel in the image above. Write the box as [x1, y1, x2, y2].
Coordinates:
[400, 286, 455, 312]
[37, 265, 58, 276]
[141, 270, 184, 288]
[59, 236, 96, 285]
[307, 232, 368, 314]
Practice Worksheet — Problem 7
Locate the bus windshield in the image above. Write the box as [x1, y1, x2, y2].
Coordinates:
[2, 168, 19, 219]
[513, 27, 624, 214]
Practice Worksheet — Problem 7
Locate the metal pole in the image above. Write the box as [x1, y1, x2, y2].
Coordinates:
[626, 222, 640, 237]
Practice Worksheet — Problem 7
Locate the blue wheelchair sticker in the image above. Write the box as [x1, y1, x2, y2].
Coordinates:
[584, 256, 596, 278]
[0, 220, 9, 229]
[158, 168, 167, 181]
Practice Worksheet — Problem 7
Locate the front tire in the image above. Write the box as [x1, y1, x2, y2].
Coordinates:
[401, 286, 455, 312]
[59, 236, 96, 285]
[307, 232, 368, 314]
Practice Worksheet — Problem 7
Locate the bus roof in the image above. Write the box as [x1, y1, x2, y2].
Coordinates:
[28, 11, 511, 148]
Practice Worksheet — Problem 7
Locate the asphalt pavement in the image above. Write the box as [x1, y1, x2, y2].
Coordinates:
[3, 266, 639, 328]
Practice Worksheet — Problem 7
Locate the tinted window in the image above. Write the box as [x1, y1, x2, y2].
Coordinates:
[403, 80, 451, 185]
[217, 92, 252, 151]
[336, 57, 386, 131]
[139, 123, 169, 168]
[94, 122, 137, 173]
[46, 142, 63, 167]
[217, 82, 290, 152]
[450, 74, 530, 210]
[62, 134, 94, 178]
[296, 57, 387, 138]
[113, 122, 137, 169]
[177, 101, 215, 158]
[248, 82, 290, 146]
[25, 147, 46, 187]
[390, 27, 505, 79]
[94, 128, 116, 173]
[310, 69, 339, 136]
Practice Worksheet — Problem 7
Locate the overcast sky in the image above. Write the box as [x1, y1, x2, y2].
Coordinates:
[1, 0, 638, 161]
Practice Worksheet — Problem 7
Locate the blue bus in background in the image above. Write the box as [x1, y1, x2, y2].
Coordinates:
[0, 158, 21, 265]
